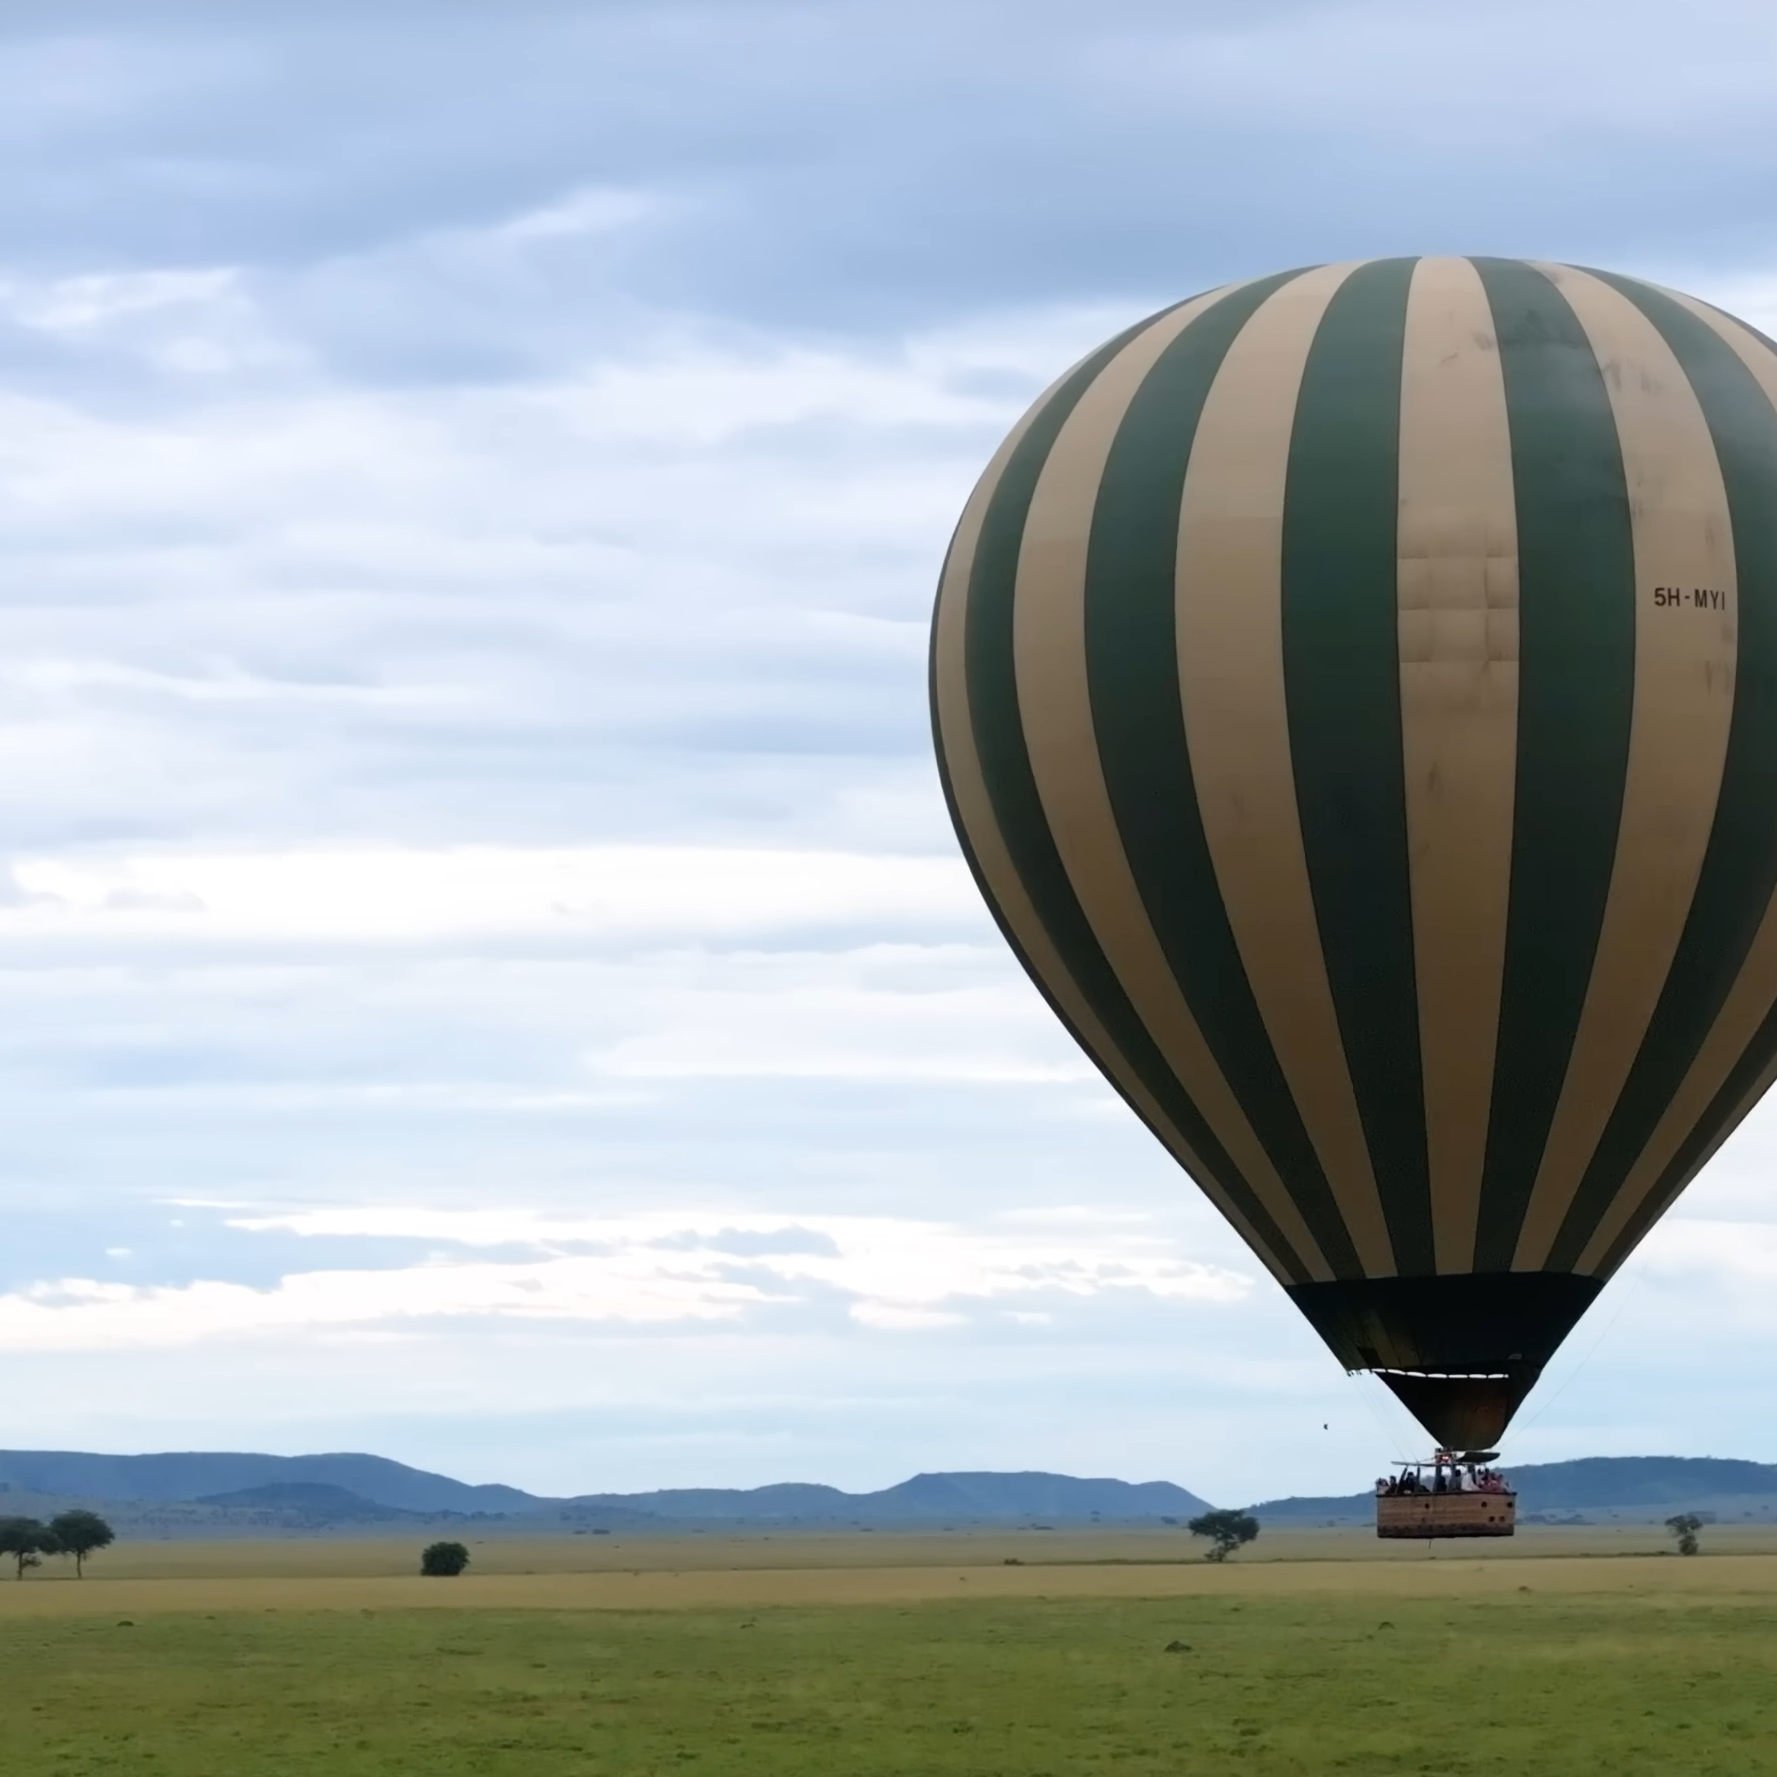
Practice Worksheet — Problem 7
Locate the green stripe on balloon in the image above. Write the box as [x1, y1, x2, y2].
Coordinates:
[1545, 271, 1777, 1271]
[1586, 292, 1777, 1280]
[1280, 256, 1433, 1276]
[960, 302, 1313, 1283]
[1469, 257, 1637, 1274]
[929, 525, 1065, 1058]
[1082, 270, 1364, 1278]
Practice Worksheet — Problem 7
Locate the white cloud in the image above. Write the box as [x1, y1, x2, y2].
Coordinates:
[552, 341, 1012, 445]
[0, 267, 240, 333]
[0, 1207, 1252, 1352]
[584, 945, 1088, 1083]
[497, 185, 659, 242]
[1629, 1216, 1777, 1297]
[3, 844, 977, 944]
[3, 659, 470, 708]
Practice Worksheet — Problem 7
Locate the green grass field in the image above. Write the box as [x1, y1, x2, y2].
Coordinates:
[4, 1572, 1777, 1773]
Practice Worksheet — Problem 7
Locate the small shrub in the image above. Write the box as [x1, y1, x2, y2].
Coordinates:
[420, 1541, 471, 1577]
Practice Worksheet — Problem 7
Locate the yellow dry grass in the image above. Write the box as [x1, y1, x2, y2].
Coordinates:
[64, 1520, 1777, 1579]
[5, 1525, 1777, 1617]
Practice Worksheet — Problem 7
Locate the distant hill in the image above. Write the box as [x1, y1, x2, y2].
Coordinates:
[192, 1482, 426, 1524]
[1509, 1457, 1777, 1510]
[0, 1452, 1209, 1526]
[8, 1449, 1770, 1532]
[0, 1450, 536, 1515]
[1252, 1456, 1777, 1523]
[566, 1472, 1213, 1524]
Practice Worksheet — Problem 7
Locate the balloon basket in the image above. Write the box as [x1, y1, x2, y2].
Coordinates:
[1375, 1453, 1516, 1539]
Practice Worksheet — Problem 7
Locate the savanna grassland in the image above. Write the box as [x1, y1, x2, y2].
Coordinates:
[3, 1535, 1776, 1773]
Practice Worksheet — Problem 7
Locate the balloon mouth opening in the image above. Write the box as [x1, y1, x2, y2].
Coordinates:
[1373, 1368, 1511, 1380]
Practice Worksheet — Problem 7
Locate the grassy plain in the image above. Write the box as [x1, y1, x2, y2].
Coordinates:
[33, 1519, 1777, 1581]
[4, 1534, 1777, 1773]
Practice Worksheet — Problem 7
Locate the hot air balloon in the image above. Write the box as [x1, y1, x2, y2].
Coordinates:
[930, 257, 1777, 1473]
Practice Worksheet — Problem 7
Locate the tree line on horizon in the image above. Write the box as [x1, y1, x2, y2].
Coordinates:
[0, 1510, 115, 1578]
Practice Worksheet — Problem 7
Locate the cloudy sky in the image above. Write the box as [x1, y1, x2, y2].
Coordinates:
[5, 0, 1777, 1506]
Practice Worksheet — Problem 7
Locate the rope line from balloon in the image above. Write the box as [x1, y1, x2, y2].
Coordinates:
[1513, 1255, 1653, 1435]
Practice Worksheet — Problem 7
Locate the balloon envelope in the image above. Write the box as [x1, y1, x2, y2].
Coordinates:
[930, 256, 1777, 1448]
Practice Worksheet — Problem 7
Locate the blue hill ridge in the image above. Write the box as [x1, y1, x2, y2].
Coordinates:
[5, 1450, 1773, 1524]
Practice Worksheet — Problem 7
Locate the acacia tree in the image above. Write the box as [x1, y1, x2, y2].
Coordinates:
[49, 1510, 115, 1578]
[1187, 1509, 1260, 1563]
[0, 1518, 59, 1579]
[1665, 1513, 1703, 1557]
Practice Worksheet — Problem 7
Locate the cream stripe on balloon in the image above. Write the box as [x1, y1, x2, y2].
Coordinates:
[1395, 256, 1521, 1276]
[1512, 264, 1739, 1271]
[1572, 290, 1777, 1274]
[1173, 261, 1397, 1278]
[930, 342, 1297, 1285]
[1013, 284, 1336, 1281]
